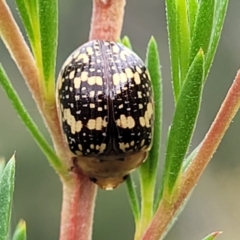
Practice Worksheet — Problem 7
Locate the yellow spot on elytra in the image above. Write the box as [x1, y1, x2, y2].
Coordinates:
[121, 73, 127, 83]
[134, 72, 141, 85]
[125, 68, 133, 78]
[74, 76, 81, 89]
[119, 142, 130, 152]
[112, 45, 120, 53]
[88, 76, 96, 85]
[87, 119, 96, 130]
[139, 117, 145, 127]
[63, 108, 84, 134]
[113, 72, 128, 85]
[75, 95, 80, 101]
[96, 76, 103, 85]
[75, 120, 83, 132]
[99, 143, 106, 153]
[116, 115, 135, 129]
[78, 144, 83, 151]
[144, 102, 153, 128]
[141, 139, 145, 147]
[139, 104, 143, 109]
[81, 71, 88, 81]
[137, 91, 142, 98]
[144, 111, 150, 127]
[103, 117, 108, 127]
[76, 53, 89, 63]
[75, 150, 82, 155]
[127, 116, 135, 128]
[147, 102, 153, 116]
[69, 70, 75, 80]
[96, 117, 102, 130]
[130, 141, 135, 146]
[89, 91, 95, 98]
[113, 73, 120, 86]
[120, 115, 127, 128]
[86, 47, 94, 55]
[136, 66, 142, 73]
[63, 108, 76, 134]
[90, 144, 94, 149]
[90, 103, 95, 108]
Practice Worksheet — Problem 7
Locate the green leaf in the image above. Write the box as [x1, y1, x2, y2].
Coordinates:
[16, 0, 58, 99]
[125, 175, 140, 223]
[176, 0, 190, 85]
[137, 36, 162, 231]
[39, 0, 58, 94]
[0, 65, 64, 175]
[182, 143, 201, 172]
[205, 0, 229, 78]
[121, 36, 132, 49]
[165, 0, 180, 101]
[0, 155, 15, 240]
[0, 158, 5, 178]
[187, 0, 198, 38]
[163, 50, 204, 195]
[141, 37, 162, 185]
[189, 0, 214, 65]
[202, 231, 223, 240]
[12, 220, 27, 240]
[15, 0, 36, 46]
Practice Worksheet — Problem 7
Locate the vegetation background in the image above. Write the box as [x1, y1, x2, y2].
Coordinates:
[0, 0, 239, 239]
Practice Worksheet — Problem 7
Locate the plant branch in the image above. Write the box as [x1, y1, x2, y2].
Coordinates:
[0, 0, 71, 178]
[142, 70, 240, 240]
[60, 174, 97, 240]
[89, 0, 126, 41]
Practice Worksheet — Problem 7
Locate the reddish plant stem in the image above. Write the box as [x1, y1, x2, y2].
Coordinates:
[89, 0, 126, 41]
[0, 0, 40, 104]
[60, 174, 97, 240]
[142, 70, 240, 240]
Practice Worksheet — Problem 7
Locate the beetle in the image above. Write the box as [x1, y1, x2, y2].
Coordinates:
[56, 40, 154, 190]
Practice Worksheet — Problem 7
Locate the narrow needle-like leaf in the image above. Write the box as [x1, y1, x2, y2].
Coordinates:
[0, 155, 15, 240]
[163, 50, 204, 196]
[187, 0, 198, 38]
[205, 0, 229, 78]
[126, 176, 140, 223]
[202, 231, 223, 240]
[38, 0, 58, 99]
[176, 0, 190, 84]
[0, 65, 65, 175]
[121, 36, 132, 49]
[166, 0, 180, 101]
[12, 219, 27, 240]
[189, 0, 214, 65]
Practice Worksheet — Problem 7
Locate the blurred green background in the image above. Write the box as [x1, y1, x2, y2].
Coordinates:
[0, 0, 240, 239]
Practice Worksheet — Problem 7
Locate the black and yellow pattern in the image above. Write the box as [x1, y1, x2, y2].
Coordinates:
[56, 40, 154, 189]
